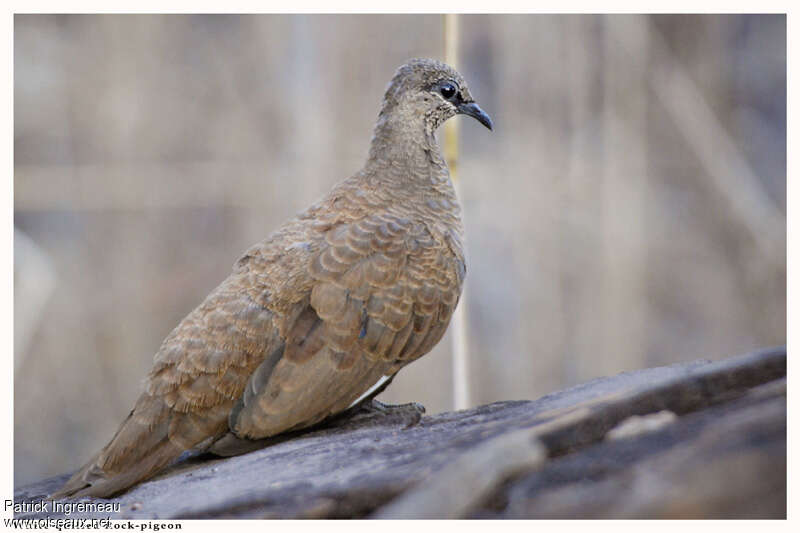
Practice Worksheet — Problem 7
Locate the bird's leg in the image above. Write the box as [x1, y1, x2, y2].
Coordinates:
[357, 399, 426, 429]
[330, 373, 426, 429]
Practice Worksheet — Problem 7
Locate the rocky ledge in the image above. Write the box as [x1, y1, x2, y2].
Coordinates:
[15, 346, 786, 519]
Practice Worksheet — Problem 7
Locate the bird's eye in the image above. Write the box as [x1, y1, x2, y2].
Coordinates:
[440, 83, 456, 99]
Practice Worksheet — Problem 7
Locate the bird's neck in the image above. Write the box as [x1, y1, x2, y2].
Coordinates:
[365, 112, 451, 190]
[358, 113, 462, 236]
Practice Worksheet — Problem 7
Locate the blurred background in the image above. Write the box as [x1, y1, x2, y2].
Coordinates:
[14, 14, 786, 486]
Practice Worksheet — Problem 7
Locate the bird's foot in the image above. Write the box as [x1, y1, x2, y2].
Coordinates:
[352, 399, 426, 428]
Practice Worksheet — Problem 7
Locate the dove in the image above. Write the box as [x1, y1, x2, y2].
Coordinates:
[54, 58, 492, 498]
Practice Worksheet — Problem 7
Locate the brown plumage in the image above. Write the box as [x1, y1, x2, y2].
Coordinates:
[54, 58, 493, 499]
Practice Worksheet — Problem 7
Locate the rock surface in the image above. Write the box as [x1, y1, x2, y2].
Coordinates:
[15, 346, 786, 519]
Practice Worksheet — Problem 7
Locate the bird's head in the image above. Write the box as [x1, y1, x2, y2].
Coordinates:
[380, 58, 493, 133]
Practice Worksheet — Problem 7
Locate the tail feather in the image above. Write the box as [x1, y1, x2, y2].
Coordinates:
[52, 437, 183, 499]
[52, 397, 184, 499]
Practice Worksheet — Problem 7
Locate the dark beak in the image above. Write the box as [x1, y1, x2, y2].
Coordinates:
[457, 101, 493, 131]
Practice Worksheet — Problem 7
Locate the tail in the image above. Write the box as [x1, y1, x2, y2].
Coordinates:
[52, 395, 184, 499]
